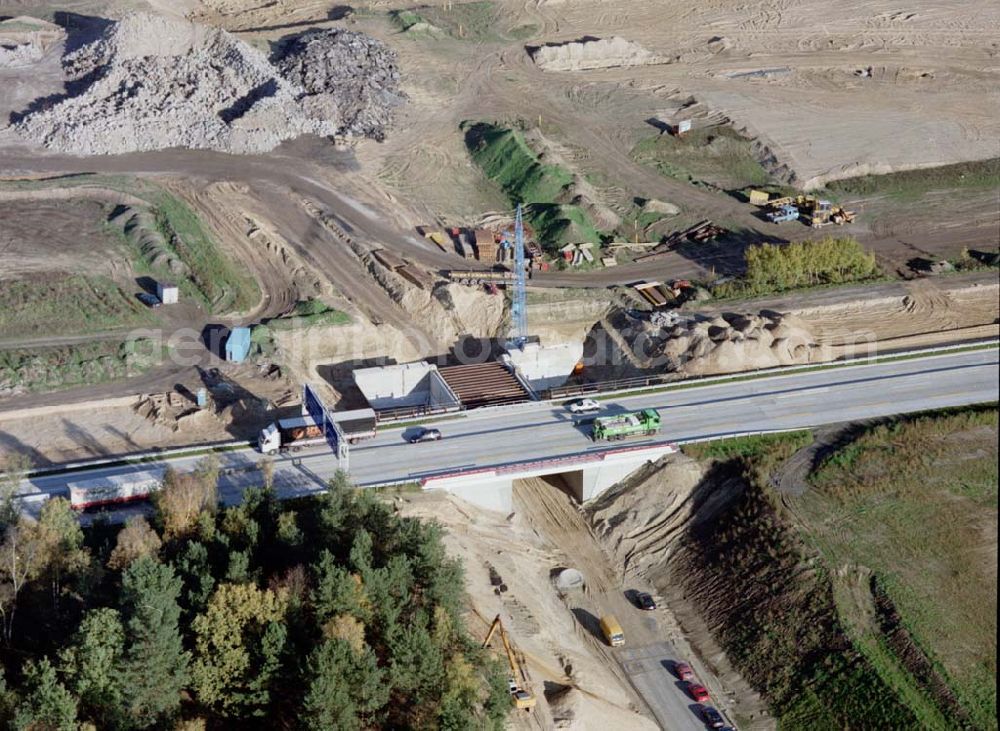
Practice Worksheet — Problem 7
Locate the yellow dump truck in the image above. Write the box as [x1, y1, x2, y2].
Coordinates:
[600, 615, 625, 647]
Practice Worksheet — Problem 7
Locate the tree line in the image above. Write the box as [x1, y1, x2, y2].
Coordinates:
[714, 236, 881, 298]
[0, 456, 509, 730]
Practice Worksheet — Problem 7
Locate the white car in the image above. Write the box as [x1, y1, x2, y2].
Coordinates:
[567, 398, 601, 414]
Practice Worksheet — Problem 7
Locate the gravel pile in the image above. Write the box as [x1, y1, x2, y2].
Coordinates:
[12, 12, 403, 155]
[529, 36, 666, 72]
[0, 41, 44, 68]
[275, 29, 403, 142]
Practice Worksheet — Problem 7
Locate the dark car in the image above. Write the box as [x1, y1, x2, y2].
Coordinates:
[409, 427, 442, 444]
[635, 592, 656, 611]
[137, 292, 161, 308]
[701, 706, 725, 728]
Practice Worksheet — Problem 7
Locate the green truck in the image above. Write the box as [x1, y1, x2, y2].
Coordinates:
[591, 408, 661, 441]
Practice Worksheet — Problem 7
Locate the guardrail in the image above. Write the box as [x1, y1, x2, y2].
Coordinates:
[15, 338, 997, 485]
[375, 403, 462, 423]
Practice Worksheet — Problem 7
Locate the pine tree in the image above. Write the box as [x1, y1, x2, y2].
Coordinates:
[120, 556, 189, 726]
[58, 608, 127, 729]
[14, 658, 78, 731]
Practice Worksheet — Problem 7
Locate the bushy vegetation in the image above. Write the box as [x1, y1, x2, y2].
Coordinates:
[714, 236, 881, 298]
[805, 406, 998, 729]
[679, 406, 998, 729]
[0, 338, 165, 394]
[266, 299, 351, 330]
[0, 465, 509, 729]
[683, 430, 812, 468]
[462, 121, 600, 246]
[631, 126, 773, 190]
[675, 458, 933, 730]
[0, 275, 154, 340]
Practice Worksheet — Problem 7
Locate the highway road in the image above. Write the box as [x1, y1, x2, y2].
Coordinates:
[16, 348, 999, 512]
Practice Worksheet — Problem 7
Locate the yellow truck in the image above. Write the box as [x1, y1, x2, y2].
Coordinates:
[600, 615, 625, 647]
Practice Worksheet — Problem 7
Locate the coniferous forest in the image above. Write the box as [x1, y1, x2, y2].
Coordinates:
[0, 460, 509, 730]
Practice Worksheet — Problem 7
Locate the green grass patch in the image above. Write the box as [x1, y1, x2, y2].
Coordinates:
[0, 274, 155, 339]
[0, 338, 166, 393]
[462, 121, 602, 247]
[0, 175, 259, 315]
[823, 158, 1000, 202]
[801, 406, 999, 728]
[266, 299, 351, 330]
[674, 457, 932, 730]
[683, 430, 812, 466]
[394, 1, 532, 41]
[631, 126, 773, 190]
[145, 190, 260, 313]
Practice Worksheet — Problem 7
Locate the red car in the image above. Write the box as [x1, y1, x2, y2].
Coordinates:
[687, 683, 710, 703]
[674, 662, 694, 682]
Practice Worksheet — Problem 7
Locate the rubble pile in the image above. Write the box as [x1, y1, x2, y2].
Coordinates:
[13, 12, 403, 155]
[275, 29, 403, 142]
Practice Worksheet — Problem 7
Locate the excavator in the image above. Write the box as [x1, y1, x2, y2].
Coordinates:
[482, 614, 537, 710]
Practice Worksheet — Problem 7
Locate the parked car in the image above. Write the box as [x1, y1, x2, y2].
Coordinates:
[673, 661, 694, 682]
[409, 427, 442, 444]
[635, 592, 656, 611]
[567, 398, 600, 414]
[701, 706, 725, 728]
[137, 292, 161, 308]
[687, 683, 710, 703]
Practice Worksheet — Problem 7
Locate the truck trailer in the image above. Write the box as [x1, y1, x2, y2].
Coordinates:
[258, 415, 325, 455]
[257, 408, 378, 455]
[67, 469, 166, 510]
[591, 408, 661, 441]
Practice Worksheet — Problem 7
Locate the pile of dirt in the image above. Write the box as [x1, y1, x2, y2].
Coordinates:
[274, 28, 403, 142]
[12, 12, 402, 154]
[529, 36, 667, 71]
[587, 456, 707, 572]
[108, 205, 191, 278]
[663, 311, 818, 376]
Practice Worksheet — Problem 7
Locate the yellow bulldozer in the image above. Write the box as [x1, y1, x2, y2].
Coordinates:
[482, 614, 537, 711]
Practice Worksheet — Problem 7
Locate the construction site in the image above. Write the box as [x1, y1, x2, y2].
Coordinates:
[0, 0, 998, 729]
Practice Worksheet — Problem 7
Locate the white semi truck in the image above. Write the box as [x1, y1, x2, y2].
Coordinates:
[257, 408, 378, 455]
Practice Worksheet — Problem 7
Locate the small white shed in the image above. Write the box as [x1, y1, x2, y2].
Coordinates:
[156, 281, 179, 305]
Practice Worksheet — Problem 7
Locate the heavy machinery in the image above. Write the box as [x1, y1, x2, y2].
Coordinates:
[801, 199, 855, 227]
[765, 203, 799, 224]
[592, 408, 661, 441]
[482, 615, 536, 710]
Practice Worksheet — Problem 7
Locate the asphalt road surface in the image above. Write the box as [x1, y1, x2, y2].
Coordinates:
[17, 348, 998, 513]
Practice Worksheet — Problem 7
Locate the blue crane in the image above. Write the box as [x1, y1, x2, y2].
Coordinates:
[508, 204, 528, 349]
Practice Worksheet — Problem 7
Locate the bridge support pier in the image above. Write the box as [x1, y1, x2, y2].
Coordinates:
[429, 475, 514, 513]
[562, 456, 651, 502]
[422, 443, 678, 513]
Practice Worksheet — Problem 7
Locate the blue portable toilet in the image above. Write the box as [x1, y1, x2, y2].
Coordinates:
[225, 326, 252, 363]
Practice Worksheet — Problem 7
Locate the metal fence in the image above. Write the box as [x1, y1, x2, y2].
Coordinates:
[544, 373, 676, 400]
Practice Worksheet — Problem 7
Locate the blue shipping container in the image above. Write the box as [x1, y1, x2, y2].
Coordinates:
[225, 326, 252, 362]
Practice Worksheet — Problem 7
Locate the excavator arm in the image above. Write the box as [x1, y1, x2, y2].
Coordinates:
[482, 614, 537, 710]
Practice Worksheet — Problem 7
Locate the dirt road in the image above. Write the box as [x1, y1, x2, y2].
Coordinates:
[513, 476, 732, 730]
